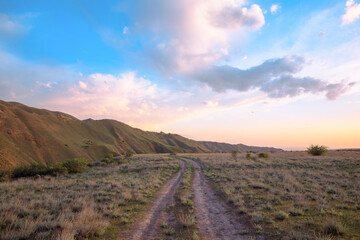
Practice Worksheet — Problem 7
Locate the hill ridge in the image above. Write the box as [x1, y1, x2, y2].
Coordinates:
[0, 100, 282, 169]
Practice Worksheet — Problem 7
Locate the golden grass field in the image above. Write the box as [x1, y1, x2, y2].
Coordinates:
[0, 151, 359, 240]
[182, 151, 360, 239]
[0, 155, 179, 240]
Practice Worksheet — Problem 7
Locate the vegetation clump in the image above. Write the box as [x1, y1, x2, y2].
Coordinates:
[61, 158, 88, 173]
[274, 211, 288, 221]
[125, 152, 133, 157]
[323, 220, 346, 236]
[307, 145, 328, 156]
[8, 158, 88, 179]
[258, 152, 269, 158]
[231, 150, 237, 159]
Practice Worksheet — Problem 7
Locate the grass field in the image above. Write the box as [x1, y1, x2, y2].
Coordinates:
[162, 159, 198, 239]
[0, 155, 180, 240]
[182, 151, 360, 240]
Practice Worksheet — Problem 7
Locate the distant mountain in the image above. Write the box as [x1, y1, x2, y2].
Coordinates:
[199, 141, 280, 153]
[0, 100, 282, 169]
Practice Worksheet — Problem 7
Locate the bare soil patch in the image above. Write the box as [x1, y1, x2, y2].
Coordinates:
[185, 158, 251, 240]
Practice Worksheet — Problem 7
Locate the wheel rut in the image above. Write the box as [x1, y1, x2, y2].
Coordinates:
[130, 160, 186, 240]
[183, 158, 250, 240]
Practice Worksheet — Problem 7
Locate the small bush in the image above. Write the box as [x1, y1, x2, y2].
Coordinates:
[274, 211, 288, 221]
[125, 152, 133, 158]
[12, 164, 49, 179]
[231, 150, 237, 159]
[246, 153, 251, 160]
[258, 152, 269, 158]
[0, 170, 11, 182]
[323, 220, 346, 236]
[48, 164, 68, 176]
[62, 158, 88, 173]
[307, 145, 328, 156]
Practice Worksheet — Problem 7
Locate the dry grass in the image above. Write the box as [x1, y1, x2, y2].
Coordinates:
[166, 160, 198, 239]
[0, 155, 180, 240]
[182, 151, 360, 239]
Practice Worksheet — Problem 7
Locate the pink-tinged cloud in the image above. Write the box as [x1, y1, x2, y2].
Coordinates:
[342, 0, 360, 25]
[122, 0, 265, 74]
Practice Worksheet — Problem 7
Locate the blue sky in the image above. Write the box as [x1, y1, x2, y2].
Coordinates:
[1, 0, 360, 149]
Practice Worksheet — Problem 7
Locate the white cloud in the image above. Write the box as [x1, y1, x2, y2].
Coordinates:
[209, 4, 265, 30]
[37, 81, 58, 88]
[123, 26, 128, 34]
[0, 13, 25, 34]
[342, 0, 360, 25]
[123, 0, 265, 74]
[270, 4, 281, 14]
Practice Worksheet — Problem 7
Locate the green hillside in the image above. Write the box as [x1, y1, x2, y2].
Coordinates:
[0, 100, 282, 169]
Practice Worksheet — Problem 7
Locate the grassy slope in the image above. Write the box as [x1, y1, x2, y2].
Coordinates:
[0, 100, 281, 169]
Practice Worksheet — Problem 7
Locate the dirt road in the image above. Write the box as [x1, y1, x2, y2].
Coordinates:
[131, 160, 186, 240]
[184, 158, 250, 240]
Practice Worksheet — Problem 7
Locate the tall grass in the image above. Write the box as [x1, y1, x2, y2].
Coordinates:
[0, 156, 180, 240]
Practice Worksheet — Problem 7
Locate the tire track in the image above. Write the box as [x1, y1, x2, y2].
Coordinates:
[131, 160, 186, 240]
[184, 158, 250, 240]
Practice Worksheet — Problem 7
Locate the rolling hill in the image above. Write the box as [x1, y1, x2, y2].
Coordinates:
[0, 100, 282, 169]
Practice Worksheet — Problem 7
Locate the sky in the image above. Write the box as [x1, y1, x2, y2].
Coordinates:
[0, 0, 360, 150]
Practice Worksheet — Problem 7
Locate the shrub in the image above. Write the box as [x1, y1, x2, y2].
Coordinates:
[12, 164, 49, 179]
[323, 220, 346, 236]
[307, 145, 328, 156]
[258, 152, 269, 158]
[231, 150, 237, 159]
[246, 153, 251, 160]
[125, 152, 133, 158]
[274, 211, 288, 221]
[48, 164, 68, 176]
[62, 158, 88, 173]
[0, 170, 11, 182]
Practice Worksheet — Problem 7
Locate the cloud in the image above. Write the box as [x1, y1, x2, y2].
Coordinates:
[0, 13, 25, 35]
[122, 0, 265, 74]
[342, 0, 360, 25]
[194, 55, 354, 100]
[123, 26, 128, 34]
[270, 4, 281, 14]
[209, 4, 265, 30]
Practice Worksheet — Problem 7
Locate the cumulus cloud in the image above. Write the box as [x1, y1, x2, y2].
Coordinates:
[122, 0, 265, 74]
[342, 0, 360, 25]
[194, 55, 354, 100]
[209, 4, 265, 30]
[0, 50, 234, 128]
[270, 4, 281, 14]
